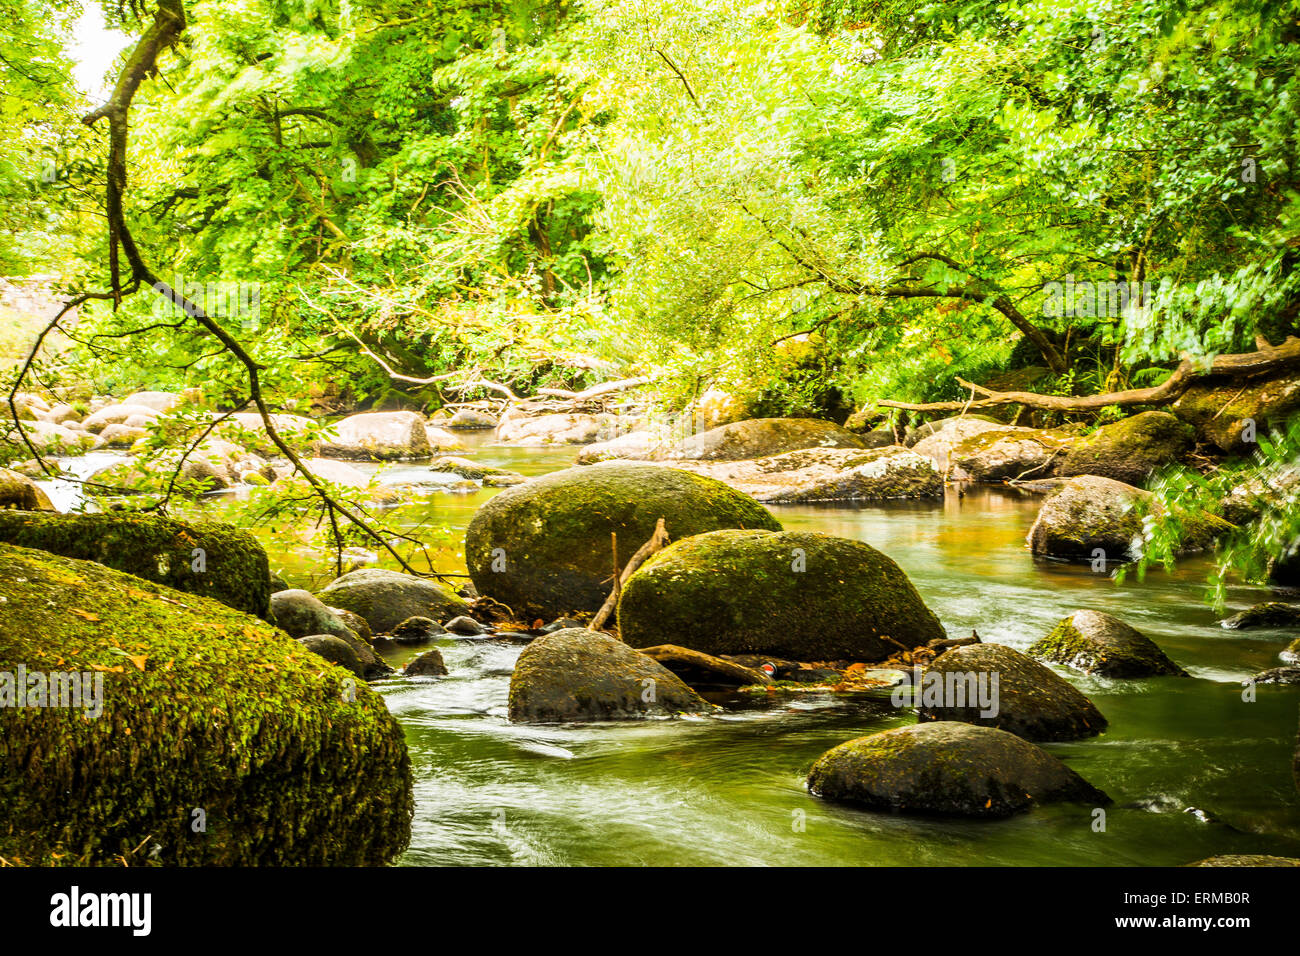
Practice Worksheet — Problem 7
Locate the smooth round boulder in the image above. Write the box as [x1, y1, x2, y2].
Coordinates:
[1220, 602, 1300, 630]
[507, 628, 711, 723]
[1055, 412, 1193, 486]
[464, 462, 781, 620]
[1028, 609, 1188, 678]
[405, 648, 449, 676]
[272, 589, 356, 640]
[298, 634, 366, 679]
[918, 642, 1108, 741]
[619, 529, 945, 662]
[316, 569, 469, 634]
[388, 616, 446, 644]
[0, 467, 56, 511]
[665, 417, 869, 461]
[446, 408, 497, 429]
[319, 411, 432, 460]
[807, 721, 1109, 818]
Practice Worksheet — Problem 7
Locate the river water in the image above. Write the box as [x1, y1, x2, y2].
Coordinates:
[43, 437, 1300, 865]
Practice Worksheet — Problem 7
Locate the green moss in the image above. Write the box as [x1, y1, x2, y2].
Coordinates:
[465, 462, 782, 620]
[618, 528, 945, 661]
[0, 542, 413, 866]
[0, 511, 271, 619]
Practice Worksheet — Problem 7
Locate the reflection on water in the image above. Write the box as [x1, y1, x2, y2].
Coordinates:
[41, 440, 1300, 865]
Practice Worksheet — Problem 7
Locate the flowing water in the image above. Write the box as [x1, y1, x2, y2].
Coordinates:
[43, 438, 1300, 866]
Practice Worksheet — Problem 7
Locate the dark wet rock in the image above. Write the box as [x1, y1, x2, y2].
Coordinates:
[637, 644, 772, 687]
[387, 616, 447, 644]
[464, 461, 780, 620]
[1186, 855, 1300, 867]
[1220, 602, 1300, 630]
[336, 631, 394, 679]
[807, 721, 1109, 818]
[918, 642, 1108, 741]
[1284, 637, 1300, 664]
[1026, 474, 1230, 562]
[724, 655, 805, 678]
[619, 529, 945, 662]
[1250, 666, 1300, 685]
[404, 648, 449, 677]
[660, 445, 942, 503]
[316, 568, 469, 634]
[786, 667, 844, 684]
[541, 617, 586, 634]
[332, 607, 373, 642]
[663, 417, 870, 461]
[445, 615, 490, 635]
[1029, 609, 1188, 678]
[507, 628, 711, 723]
[1173, 366, 1300, 453]
[271, 589, 355, 640]
[1055, 412, 1194, 486]
[297, 635, 366, 679]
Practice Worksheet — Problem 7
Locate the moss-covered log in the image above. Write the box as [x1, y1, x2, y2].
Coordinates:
[0, 542, 413, 865]
[0, 511, 271, 619]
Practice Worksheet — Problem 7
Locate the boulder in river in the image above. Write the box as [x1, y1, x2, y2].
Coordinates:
[659, 445, 942, 502]
[1055, 411, 1194, 486]
[663, 417, 870, 461]
[316, 568, 469, 634]
[81, 403, 161, 434]
[1173, 366, 1300, 453]
[576, 430, 659, 464]
[388, 616, 447, 643]
[1220, 602, 1300, 630]
[0, 542, 412, 865]
[1028, 609, 1188, 678]
[446, 408, 498, 429]
[619, 529, 946, 662]
[1187, 855, 1300, 867]
[272, 589, 357, 640]
[319, 411, 432, 460]
[806, 721, 1109, 818]
[93, 423, 148, 449]
[916, 421, 1073, 481]
[5, 419, 95, 455]
[1250, 665, 1300, 685]
[405, 648, 449, 676]
[464, 462, 781, 620]
[0, 511, 271, 618]
[904, 415, 1002, 447]
[507, 628, 711, 722]
[215, 411, 319, 455]
[0, 467, 56, 511]
[297, 634, 367, 679]
[1026, 474, 1230, 562]
[428, 456, 525, 486]
[917, 642, 1108, 741]
[495, 410, 612, 445]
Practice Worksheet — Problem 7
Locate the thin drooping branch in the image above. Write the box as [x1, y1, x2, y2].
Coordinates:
[65, 0, 452, 582]
[878, 336, 1300, 413]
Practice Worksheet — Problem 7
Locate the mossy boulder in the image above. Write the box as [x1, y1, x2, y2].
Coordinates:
[297, 634, 367, 679]
[507, 628, 711, 722]
[1026, 474, 1230, 562]
[904, 415, 1003, 447]
[918, 642, 1108, 741]
[1173, 367, 1300, 453]
[943, 425, 1074, 482]
[0, 467, 55, 511]
[464, 462, 781, 620]
[1056, 412, 1194, 486]
[0, 542, 413, 865]
[1220, 602, 1300, 630]
[664, 417, 870, 461]
[405, 648, 449, 677]
[316, 568, 469, 634]
[0, 511, 271, 619]
[618, 529, 945, 661]
[271, 589, 356, 640]
[662, 446, 943, 503]
[806, 721, 1109, 818]
[1029, 610, 1188, 678]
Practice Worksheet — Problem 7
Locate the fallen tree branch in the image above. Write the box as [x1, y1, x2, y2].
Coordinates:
[878, 336, 1300, 414]
[534, 376, 653, 402]
[589, 517, 669, 634]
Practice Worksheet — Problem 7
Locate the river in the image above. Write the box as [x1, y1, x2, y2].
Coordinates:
[40, 436, 1300, 865]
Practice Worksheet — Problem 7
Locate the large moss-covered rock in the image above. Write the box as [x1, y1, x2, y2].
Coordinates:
[918, 642, 1108, 741]
[507, 628, 710, 722]
[1173, 367, 1300, 453]
[619, 529, 945, 661]
[660, 446, 942, 503]
[664, 417, 869, 461]
[807, 722, 1109, 818]
[1029, 609, 1188, 678]
[316, 568, 469, 634]
[319, 411, 432, 460]
[464, 462, 781, 620]
[937, 425, 1074, 482]
[0, 511, 271, 619]
[1056, 412, 1194, 486]
[904, 415, 1002, 447]
[0, 467, 55, 511]
[0, 542, 413, 865]
[1026, 474, 1230, 562]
